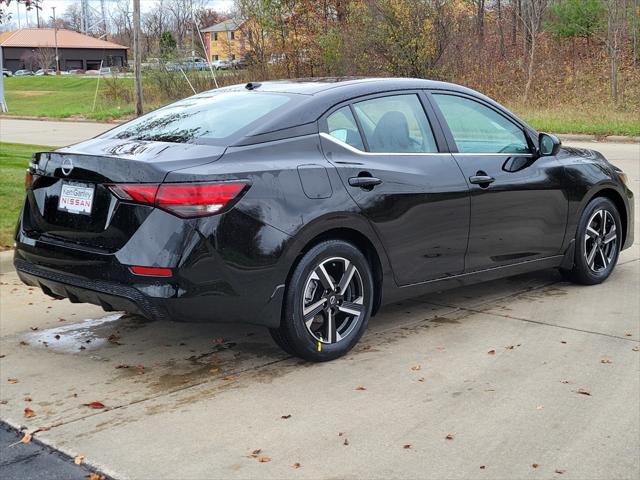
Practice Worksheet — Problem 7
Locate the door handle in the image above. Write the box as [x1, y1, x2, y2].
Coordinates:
[348, 176, 382, 189]
[469, 173, 495, 186]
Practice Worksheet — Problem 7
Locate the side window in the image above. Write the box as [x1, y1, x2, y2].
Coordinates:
[352, 94, 437, 153]
[326, 106, 365, 151]
[432, 94, 530, 154]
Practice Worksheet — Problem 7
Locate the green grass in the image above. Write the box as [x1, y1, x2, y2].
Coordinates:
[2, 76, 134, 121]
[0, 142, 54, 249]
[511, 105, 640, 137]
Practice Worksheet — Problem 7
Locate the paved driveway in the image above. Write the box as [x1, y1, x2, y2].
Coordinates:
[0, 142, 638, 480]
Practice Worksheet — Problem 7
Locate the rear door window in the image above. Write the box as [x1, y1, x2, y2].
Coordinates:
[326, 106, 365, 151]
[352, 94, 438, 153]
[105, 91, 293, 145]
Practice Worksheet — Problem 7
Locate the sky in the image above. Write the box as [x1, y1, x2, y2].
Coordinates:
[3, 0, 234, 29]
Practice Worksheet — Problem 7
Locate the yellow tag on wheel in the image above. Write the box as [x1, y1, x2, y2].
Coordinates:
[317, 341, 322, 352]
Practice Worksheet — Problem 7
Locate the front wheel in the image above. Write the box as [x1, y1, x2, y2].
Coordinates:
[270, 240, 374, 362]
[561, 197, 621, 285]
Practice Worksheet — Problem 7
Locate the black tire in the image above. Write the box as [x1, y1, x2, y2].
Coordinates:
[270, 240, 374, 362]
[561, 197, 621, 285]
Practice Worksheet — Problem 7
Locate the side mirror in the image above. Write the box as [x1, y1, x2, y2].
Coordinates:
[538, 133, 561, 156]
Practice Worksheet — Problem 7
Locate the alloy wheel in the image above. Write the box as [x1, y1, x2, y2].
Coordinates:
[584, 209, 617, 273]
[302, 257, 365, 344]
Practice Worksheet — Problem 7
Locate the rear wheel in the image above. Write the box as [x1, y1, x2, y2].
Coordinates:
[561, 197, 621, 285]
[270, 240, 373, 362]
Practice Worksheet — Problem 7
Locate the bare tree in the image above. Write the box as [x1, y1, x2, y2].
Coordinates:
[604, 0, 626, 101]
[62, 3, 83, 32]
[519, 0, 548, 102]
[34, 47, 56, 72]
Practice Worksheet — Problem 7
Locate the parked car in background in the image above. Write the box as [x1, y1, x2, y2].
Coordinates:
[13, 69, 34, 76]
[2, 68, 12, 77]
[85, 70, 101, 75]
[181, 57, 210, 71]
[68, 69, 86, 75]
[34, 69, 56, 76]
[212, 59, 231, 70]
[231, 58, 247, 70]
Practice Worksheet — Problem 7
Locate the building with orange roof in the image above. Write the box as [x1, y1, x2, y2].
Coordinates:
[0, 28, 128, 72]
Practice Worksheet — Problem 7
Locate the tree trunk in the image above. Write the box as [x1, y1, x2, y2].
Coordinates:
[523, 32, 536, 103]
[498, 0, 505, 56]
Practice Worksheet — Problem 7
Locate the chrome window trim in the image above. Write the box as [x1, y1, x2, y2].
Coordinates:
[319, 132, 534, 157]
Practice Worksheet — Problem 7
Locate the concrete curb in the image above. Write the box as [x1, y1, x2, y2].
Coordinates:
[0, 250, 14, 275]
[0, 114, 125, 125]
[556, 133, 640, 144]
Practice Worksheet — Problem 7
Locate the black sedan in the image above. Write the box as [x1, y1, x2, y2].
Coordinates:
[14, 78, 634, 361]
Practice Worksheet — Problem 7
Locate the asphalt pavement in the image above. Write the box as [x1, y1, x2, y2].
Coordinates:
[0, 139, 638, 479]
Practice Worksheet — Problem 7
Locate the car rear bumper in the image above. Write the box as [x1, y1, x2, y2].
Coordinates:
[15, 258, 169, 321]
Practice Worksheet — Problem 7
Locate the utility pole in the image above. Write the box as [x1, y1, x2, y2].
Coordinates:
[0, 44, 8, 113]
[52, 6, 60, 75]
[36, 5, 41, 28]
[133, 0, 143, 116]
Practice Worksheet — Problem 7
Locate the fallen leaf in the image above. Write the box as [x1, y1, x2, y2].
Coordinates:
[79, 346, 86, 350]
[84, 401, 106, 409]
[487, 350, 496, 355]
[19, 341, 28, 346]
[532, 463, 540, 469]
[0, 354, 5, 358]
[30, 327, 38, 331]
[257, 457, 271, 463]
[411, 365, 421, 371]
[24, 407, 36, 418]
[14, 432, 32, 445]
[281, 414, 292, 419]
[576, 389, 591, 396]
[89, 474, 106, 480]
[338, 432, 344, 436]
[536, 405, 544, 410]
[403, 444, 412, 449]
[222, 375, 235, 381]
[32, 426, 49, 434]
[560, 380, 571, 384]
[209, 367, 220, 374]
[624, 332, 632, 337]
[24, 396, 32, 402]
[555, 469, 566, 474]
[418, 377, 425, 382]
[7, 378, 18, 384]
[505, 345, 514, 350]
[600, 358, 612, 364]
[292, 462, 301, 469]
[107, 334, 122, 345]
[135, 365, 145, 375]
[355, 386, 367, 391]
[632, 346, 639, 352]
[560, 341, 567, 344]
[445, 433, 454, 440]
[480, 465, 486, 470]
[115, 364, 130, 369]
[343, 438, 349, 446]
[251, 449, 262, 457]
[74, 455, 85, 465]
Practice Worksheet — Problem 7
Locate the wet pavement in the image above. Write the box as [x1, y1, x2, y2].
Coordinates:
[0, 142, 638, 480]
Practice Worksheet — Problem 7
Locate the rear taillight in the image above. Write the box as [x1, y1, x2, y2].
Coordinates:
[25, 171, 34, 190]
[108, 182, 248, 218]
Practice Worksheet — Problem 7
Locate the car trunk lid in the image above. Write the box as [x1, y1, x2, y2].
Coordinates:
[24, 139, 225, 251]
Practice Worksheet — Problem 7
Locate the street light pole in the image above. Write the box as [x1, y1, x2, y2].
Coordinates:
[52, 6, 60, 75]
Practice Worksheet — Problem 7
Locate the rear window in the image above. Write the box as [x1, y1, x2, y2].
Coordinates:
[104, 91, 293, 145]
